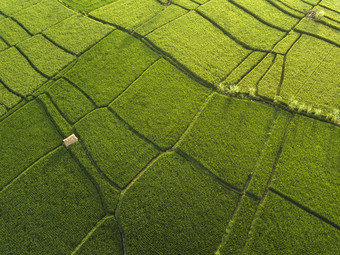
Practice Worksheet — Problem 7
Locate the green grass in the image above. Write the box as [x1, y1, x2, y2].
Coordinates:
[280, 34, 337, 109]
[43, 14, 113, 55]
[74, 108, 160, 188]
[17, 34, 76, 77]
[0, 104, 6, 116]
[74, 216, 123, 255]
[198, 0, 286, 51]
[47, 78, 95, 123]
[218, 196, 259, 255]
[0, 47, 47, 96]
[60, 0, 119, 13]
[178, 93, 276, 189]
[147, 11, 251, 85]
[0, 100, 62, 189]
[0, 0, 41, 16]
[110, 58, 210, 150]
[279, 0, 312, 12]
[134, 4, 188, 36]
[320, 0, 340, 12]
[232, 0, 299, 30]
[118, 152, 239, 255]
[12, 0, 75, 34]
[293, 45, 340, 111]
[68, 142, 120, 213]
[266, 0, 304, 18]
[272, 31, 300, 54]
[222, 51, 266, 86]
[272, 115, 340, 224]
[64, 30, 160, 106]
[38, 93, 72, 137]
[0, 82, 21, 108]
[237, 53, 275, 93]
[0, 18, 30, 45]
[159, 0, 199, 9]
[0, 146, 105, 255]
[295, 17, 340, 46]
[0, 37, 7, 51]
[89, 0, 164, 30]
[247, 110, 292, 198]
[244, 191, 340, 254]
[257, 54, 284, 98]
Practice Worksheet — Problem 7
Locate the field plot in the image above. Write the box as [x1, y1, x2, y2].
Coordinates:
[243, 192, 340, 254]
[0, 147, 106, 255]
[272, 115, 340, 224]
[17, 34, 76, 77]
[0, 100, 62, 189]
[146, 11, 251, 85]
[0, 0, 339, 254]
[64, 30, 159, 106]
[178, 94, 276, 189]
[119, 152, 239, 255]
[74, 108, 159, 188]
[110, 58, 210, 150]
[43, 14, 113, 55]
[0, 47, 47, 96]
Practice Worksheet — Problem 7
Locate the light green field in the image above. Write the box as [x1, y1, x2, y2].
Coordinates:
[0, 0, 339, 254]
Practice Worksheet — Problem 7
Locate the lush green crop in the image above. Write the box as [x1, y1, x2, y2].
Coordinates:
[0, 100, 62, 189]
[110, 58, 210, 150]
[237, 53, 275, 93]
[147, 11, 251, 85]
[12, 0, 75, 34]
[74, 108, 159, 188]
[244, 191, 340, 254]
[118, 152, 239, 255]
[68, 142, 120, 213]
[272, 31, 300, 54]
[43, 14, 113, 55]
[17, 34, 76, 77]
[178, 93, 276, 189]
[0, 18, 30, 45]
[0, 82, 21, 108]
[134, 4, 188, 36]
[198, 0, 286, 51]
[258, 54, 284, 98]
[218, 196, 258, 255]
[89, 0, 164, 30]
[0, 47, 47, 96]
[0, 0, 40, 16]
[248, 110, 293, 198]
[320, 0, 340, 12]
[61, 0, 118, 13]
[47, 78, 95, 123]
[0, 146, 105, 255]
[232, 0, 299, 30]
[279, 0, 312, 12]
[74, 216, 123, 255]
[272, 115, 340, 224]
[222, 51, 266, 86]
[64, 30, 159, 106]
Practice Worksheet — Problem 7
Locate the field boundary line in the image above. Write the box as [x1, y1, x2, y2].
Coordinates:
[0, 77, 25, 99]
[67, 146, 110, 213]
[40, 33, 77, 56]
[228, 0, 289, 32]
[70, 214, 112, 255]
[241, 113, 294, 253]
[73, 128, 122, 191]
[61, 77, 98, 108]
[293, 28, 340, 47]
[107, 107, 163, 151]
[107, 57, 161, 105]
[194, 9, 271, 52]
[14, 45, 50, 79]
[215, 109, 280, 254]
[0, 144, 62, 193]
[269, 188, 340, 230]
[255, 53, 277, 92]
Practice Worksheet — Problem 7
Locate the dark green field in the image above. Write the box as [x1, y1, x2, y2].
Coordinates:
[0, 0, 339, 254]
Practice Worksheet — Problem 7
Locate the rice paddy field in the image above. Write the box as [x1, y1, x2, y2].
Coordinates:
[0, 0, 339, 254]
